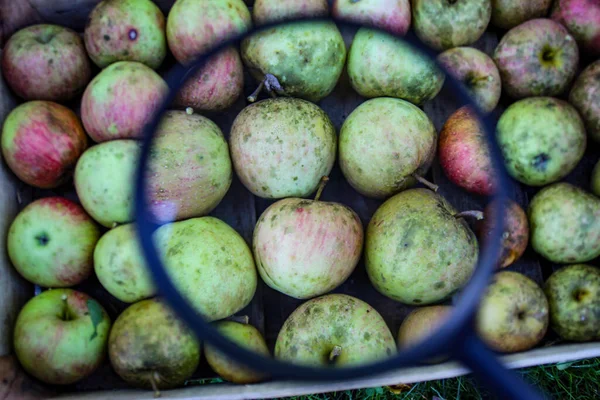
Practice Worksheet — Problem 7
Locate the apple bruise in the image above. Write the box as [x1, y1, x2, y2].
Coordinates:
[544, 265, 600, 341]
[477, 272, 549, 353]
[80, 61, 168, 142]
[83, 0, 167, 69]
[493, 19, 579, 98]
[2, 101, 87, 189]
[1, 24, 92, 101]
[275, 294, 396, 366]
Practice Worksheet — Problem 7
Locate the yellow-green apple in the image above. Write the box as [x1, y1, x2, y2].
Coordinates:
[229, 97, 336, 199]
[397, 305, 452, 363]
[491, 0, 552, 29]
[493, 19, 579, 98]
[339, 98, 437, 199]
[253, 0, 328, 25]
[544, 264, 600, 341]
[569, 60, 600, 143]
[80, 61, 167, 142]
[8, 197, 100, 288]
[411, 0, 492, 50]
[437, 47, 502, 113]
[205, 321, 270, 384]
[476, 271, 549, 353]
[108, 298, 200, 391]
[74, 140, 140, 228]
[84, 0, 167, 69]
[332, 0, 411, 36]
[253, 178, 363, 299]
[13, 289, 111, 385]
[551, 0, 600, 56]
[275, 294, 396, 366]
[1, 24, 91, 101]
[1, 100, 88, 188]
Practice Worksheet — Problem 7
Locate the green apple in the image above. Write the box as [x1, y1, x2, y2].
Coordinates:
[205, 320, 270, 384]
[275, 294, 396, 367]
[13, 289, 111, 385]
[94, 223, 156, 303]
[8, 197, 100, 287]
[74, 140, 140, 228]
[108, 298, 200, 391]
[544, 264, 600, 342]
[476, 271, 549, 353]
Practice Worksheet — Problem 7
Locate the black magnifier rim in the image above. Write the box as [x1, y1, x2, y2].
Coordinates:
[134, 16, 511, 381]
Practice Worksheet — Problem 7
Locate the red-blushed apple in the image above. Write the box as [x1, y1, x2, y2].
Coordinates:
[253, 177, 363, 299]
[332, 0, 411, 36]
[1, 100, 88, 189]
[551, 0, 600, 57]
[411, 0, 492, 51]
[493, 18, 579, 98]
[476, 271, 549, 353]
[569, 60, 600, 143]
[476, 199, 529, 268]
[253, 0, 328, 25]
[74, 140, 140, 228]
[108, 298, 200, 393]
[544, 264, 600, 341]
[146, 110, 233, 222]
[491, 0, 552, 30]
[438, 106, 497, 196]
[397, 305, 452, 363]
[84, 0, 167, 69]
[275, 294, 397, 366]
[173, 47, 244, 112]
[437, 47, 502, 113]
[166, 0, 251, 112]
[13, 288, 111, 385]
[204, 320, 270, 384]
[593, 160, 600, 197]
[80, 61, 167, 142]
[8, 197, 101, 288]
[1, 24, 91, 101]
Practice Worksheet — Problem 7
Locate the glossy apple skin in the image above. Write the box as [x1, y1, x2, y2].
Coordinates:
[437, 47, 502, 113]
[8, 197, 100, 288]
[275, 294, 396, 367]
[1, 101, 88, 189]
[84, 0, 167, 69]
[551, 0, 600, 57]
[493, 19, 579, 99]
[13, 289, 111, 385]
[491, 0, 552, 29]
[1, 24, 91, 101]
[412, 0, 492, 50]
[476, 271, 549, 353]
[253, 0, 328, 25]
[544, 264, 600, 341]
[204, 321, 270, 384]
[569, 60, 600, 143]
[80, 61, 167, 142]
[253, 198, 363, 299]
[332, 0, 411, 36]
[478, 199, 529, 268]
[438, 106, 497, 196]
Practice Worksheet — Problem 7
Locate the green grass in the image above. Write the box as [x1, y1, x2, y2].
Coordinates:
[277, 358, 600, 400]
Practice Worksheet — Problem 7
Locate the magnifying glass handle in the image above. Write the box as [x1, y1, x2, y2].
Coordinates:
[458, 334, 549, 400]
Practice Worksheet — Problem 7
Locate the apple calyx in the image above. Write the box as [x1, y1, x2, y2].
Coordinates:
[314, 176, 330, 201]
[149, 371, 161, 398]
[247, 73, 284, 103]
[412, 173, 438, 192]
[454, 210, 485, 221]
[328, 345, 342, 364]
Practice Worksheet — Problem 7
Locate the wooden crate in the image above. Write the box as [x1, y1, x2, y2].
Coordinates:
[1, 1, 599, 399]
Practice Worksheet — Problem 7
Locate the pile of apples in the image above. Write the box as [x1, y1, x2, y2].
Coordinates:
[1, 0, 599, 394]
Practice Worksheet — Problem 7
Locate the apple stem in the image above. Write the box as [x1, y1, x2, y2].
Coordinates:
[454, 210, 485, 221]
[314, 176, 330, 201]
[247, 73, 284, 103]
[226, 315, 250, 324]
[329, 345, 342, 364]
[149, 371, 161, 398]
[412, 174, 438, 192]
[247, 80, 265, 103]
